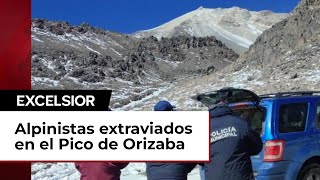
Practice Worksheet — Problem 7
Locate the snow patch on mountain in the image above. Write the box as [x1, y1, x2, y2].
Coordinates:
[134, 7, 288, 53]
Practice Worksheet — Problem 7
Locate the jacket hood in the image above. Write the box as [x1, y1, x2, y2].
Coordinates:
[209, 104, 233, 118]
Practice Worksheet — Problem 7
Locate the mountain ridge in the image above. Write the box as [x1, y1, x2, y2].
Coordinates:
[235, 0, 320, 68]
[133, 7, 288, 53]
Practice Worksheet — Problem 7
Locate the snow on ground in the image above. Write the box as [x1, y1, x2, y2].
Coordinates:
[302, 70, 320, 82]
[155, 57, 181, 67]
[32, 35, 44, 42]
[31, 39, 320, 179]
[32, 77, 60, 87]
[32, 26, 125, 58]
[110, 47, 122, 56]
[116, 84, 171, 111]
[85, 46, 101, 54]
[246, 23, 263, 35]
[209, 25, 253, 48]
[31, 64, 320, 179]
[32, 163, 80, 180]
[115, 78, 134, 85]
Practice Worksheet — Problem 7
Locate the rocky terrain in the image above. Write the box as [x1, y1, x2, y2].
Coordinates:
[134, 7, 288, 53]
[32, 1, 320, 179]
[117, 0, 320, 111]
[32, 19, 238, 109]
[114, 0, 320, 112]
[236, 0, 320, 68]
[122, 41, 320, 112]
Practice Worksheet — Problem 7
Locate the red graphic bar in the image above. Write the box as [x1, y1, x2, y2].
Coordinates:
[0, 0, 31, 179]
[0, 0, 31, 90]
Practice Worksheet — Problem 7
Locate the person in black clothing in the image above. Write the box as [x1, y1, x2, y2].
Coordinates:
[204, 101, 263, 180]
[146, 100, 197, 180]
[147, 163, 197, 180]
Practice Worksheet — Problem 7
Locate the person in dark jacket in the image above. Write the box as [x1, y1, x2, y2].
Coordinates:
[75, 107, 129, 180]
[147, 163, 197, 180]
[146, 100, 197, 180]
[204, 101, 263, 180]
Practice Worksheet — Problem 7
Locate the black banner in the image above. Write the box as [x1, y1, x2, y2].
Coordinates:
[0, 90, 112, 111]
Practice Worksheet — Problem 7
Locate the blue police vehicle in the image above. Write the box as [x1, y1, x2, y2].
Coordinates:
[194, 88, 320, 180]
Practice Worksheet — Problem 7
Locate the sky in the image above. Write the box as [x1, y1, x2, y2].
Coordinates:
[32, 0, 300, 34]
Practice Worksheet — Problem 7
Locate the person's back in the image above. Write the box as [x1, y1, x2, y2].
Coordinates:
[205, 104, 262, 180]
[146, 100, 196, 180]
[146, 163, 196, 180]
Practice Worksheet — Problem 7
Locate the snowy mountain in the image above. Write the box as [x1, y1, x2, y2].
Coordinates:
[133, 7, 288, 53]
[31, 3, 320, 180]
[119, 0, 320, 111]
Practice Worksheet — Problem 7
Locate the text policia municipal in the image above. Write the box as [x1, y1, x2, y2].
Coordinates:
[17, 95, 95, 106]
[14, 122, 192, 150]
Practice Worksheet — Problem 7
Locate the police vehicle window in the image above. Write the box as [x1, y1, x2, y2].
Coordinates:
[233, 107, 266, 134]
[278, 103, 308, 133]
[316, 104, 320, 129]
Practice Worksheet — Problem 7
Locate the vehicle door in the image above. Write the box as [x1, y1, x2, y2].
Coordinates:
[275, 98, 317, 162]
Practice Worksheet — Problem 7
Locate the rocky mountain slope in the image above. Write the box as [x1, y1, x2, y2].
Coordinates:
[120, 41, 320, 111]
[31, 2, 320, 179]
[294, 0, 320, 13]
[119, 0, 320, 111]
[134, 7, 288, 53]
[32, 19, 238, 109]
[236, 0, 320, 68]
[31, 18, 239, 179]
